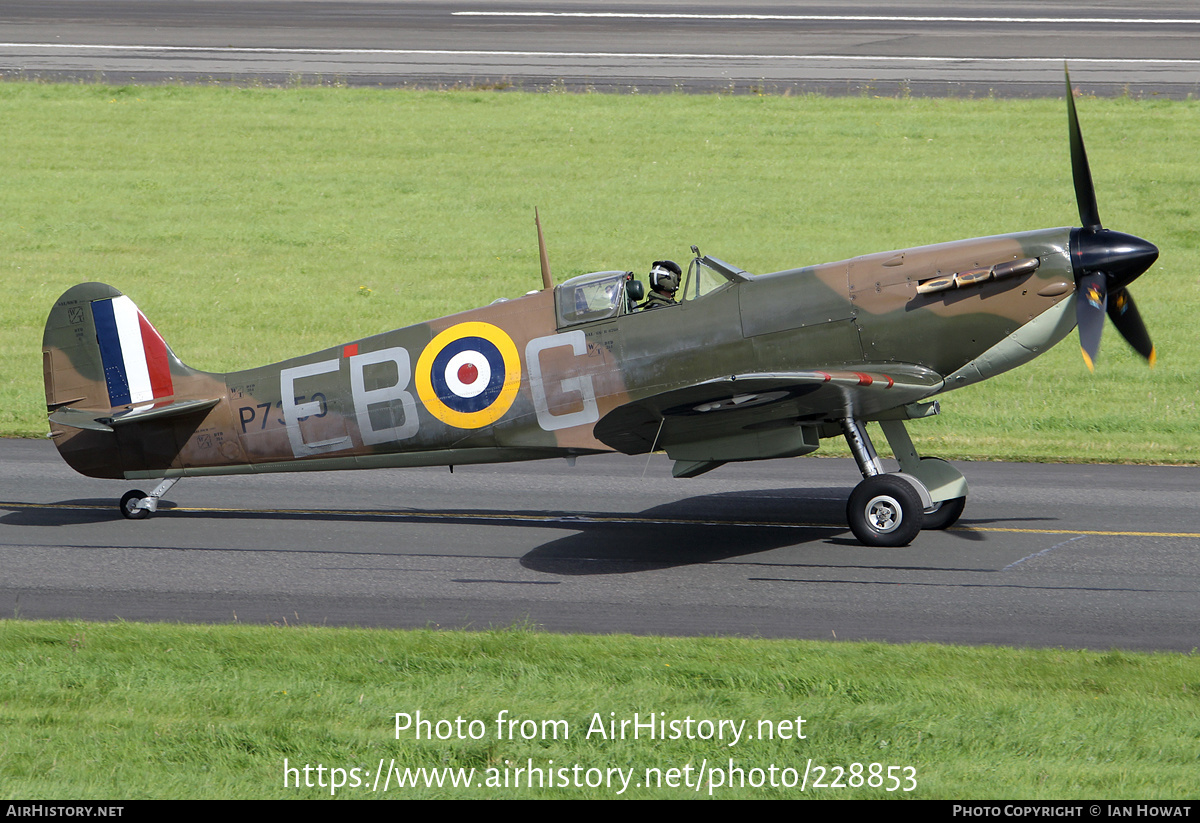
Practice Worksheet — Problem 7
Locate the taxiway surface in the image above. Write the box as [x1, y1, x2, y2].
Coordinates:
[2, 0, 1200, 96]
[3, 439, 1197, 650]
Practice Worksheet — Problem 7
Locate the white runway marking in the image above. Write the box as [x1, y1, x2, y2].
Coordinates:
[452, 12, 1200, 26]
[3, 44, 1200, 66]
[1003, 535, 1087, 571]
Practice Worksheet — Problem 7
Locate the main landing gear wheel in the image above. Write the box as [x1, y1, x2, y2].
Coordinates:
[120, 490, 150, 520]
[846, 475, 923, 547]
[923, 496, 966, 530]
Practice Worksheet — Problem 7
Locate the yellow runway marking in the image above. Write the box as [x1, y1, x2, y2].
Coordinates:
[962, 526, 1200, 538]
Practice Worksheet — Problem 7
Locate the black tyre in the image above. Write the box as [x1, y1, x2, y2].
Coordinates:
[120, 489, 150, 520]
[846, 475, 923, 547]
[916, 457, 966, 530]
[923, 496, 966, 530]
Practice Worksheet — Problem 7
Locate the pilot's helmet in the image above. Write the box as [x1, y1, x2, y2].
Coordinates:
[649, 260, 682, 293]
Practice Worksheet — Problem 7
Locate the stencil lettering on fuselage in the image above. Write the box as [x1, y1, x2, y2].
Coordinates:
[278, 330, 596, 458]
[525, 330, 599, 431]
[349, 347, 419, 445]
[280, 348, 421, 458]
[280, 359, 352, 457]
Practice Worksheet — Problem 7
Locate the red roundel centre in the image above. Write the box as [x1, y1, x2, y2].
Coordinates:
[457, 362, 479, 385]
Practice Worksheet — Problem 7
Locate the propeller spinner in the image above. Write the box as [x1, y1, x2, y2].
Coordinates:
[1065, 67, 1159, 370]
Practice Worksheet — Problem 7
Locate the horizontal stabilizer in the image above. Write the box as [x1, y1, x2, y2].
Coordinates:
[49, 397, 220, 432]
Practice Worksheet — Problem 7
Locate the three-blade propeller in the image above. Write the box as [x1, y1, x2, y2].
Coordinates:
[1065, 66, 1159, 370]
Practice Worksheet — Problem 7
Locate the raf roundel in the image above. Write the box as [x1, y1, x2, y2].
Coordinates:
[415, 322, 522, 429]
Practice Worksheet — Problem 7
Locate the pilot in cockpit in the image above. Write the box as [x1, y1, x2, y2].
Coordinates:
[641, 260, 681, 310]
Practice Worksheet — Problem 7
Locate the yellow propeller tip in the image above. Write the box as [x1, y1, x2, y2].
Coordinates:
[1148, 348, 1157, 368]
[1081, 348, 1095, 372]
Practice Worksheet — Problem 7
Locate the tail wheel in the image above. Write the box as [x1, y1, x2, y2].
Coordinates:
[847, 475, 923, 547]
[120, 489, 150, 520]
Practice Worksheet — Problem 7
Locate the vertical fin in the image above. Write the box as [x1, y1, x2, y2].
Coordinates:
[43, 282, 193, 415]
[43, 282, 218, 479]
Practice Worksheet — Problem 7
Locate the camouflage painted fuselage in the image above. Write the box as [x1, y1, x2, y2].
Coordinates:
[43, 227, 1076, 482]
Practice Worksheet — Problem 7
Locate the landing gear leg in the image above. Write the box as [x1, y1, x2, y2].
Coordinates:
[841, 419, 925, 547]
[119, 477, 180, 520]
[878, 420, 968, 530]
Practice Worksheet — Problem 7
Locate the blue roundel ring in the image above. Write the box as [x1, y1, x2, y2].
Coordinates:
[429, 336, 504, 412]
[415, 322, 522, 429]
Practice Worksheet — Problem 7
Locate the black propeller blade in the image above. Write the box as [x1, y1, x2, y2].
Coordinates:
[1108, 288, 1156, 365]
[1064, 65, 1158, 370]
[1065, 67, 1102, 232]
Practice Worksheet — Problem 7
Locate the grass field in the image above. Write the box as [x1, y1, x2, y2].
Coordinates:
[2, 620, 1198, 800]
[2, 83, 1198, 460]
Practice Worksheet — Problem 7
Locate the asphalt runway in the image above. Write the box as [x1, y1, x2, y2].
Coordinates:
[2, 0, 1200, 96]
[2, 439, 1197, 650]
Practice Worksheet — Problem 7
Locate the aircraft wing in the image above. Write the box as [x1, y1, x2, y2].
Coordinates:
[594, 365, 944, 455]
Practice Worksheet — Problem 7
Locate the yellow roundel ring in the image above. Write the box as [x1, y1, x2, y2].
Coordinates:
[415, 322, 522, 429]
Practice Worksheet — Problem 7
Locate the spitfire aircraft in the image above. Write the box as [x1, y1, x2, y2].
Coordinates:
[42, 71, 1158, 547]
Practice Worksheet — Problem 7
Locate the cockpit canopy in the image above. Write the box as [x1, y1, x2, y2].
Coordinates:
[553, 258, 752, 329]
[554, 271, 632, 327]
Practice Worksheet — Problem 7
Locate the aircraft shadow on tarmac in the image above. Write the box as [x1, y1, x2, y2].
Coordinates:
[1, 499, 124, 526]
[5, 487, 1058, 575]
[516, 488, 1017, 575]
[2, 491, 858, 573]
